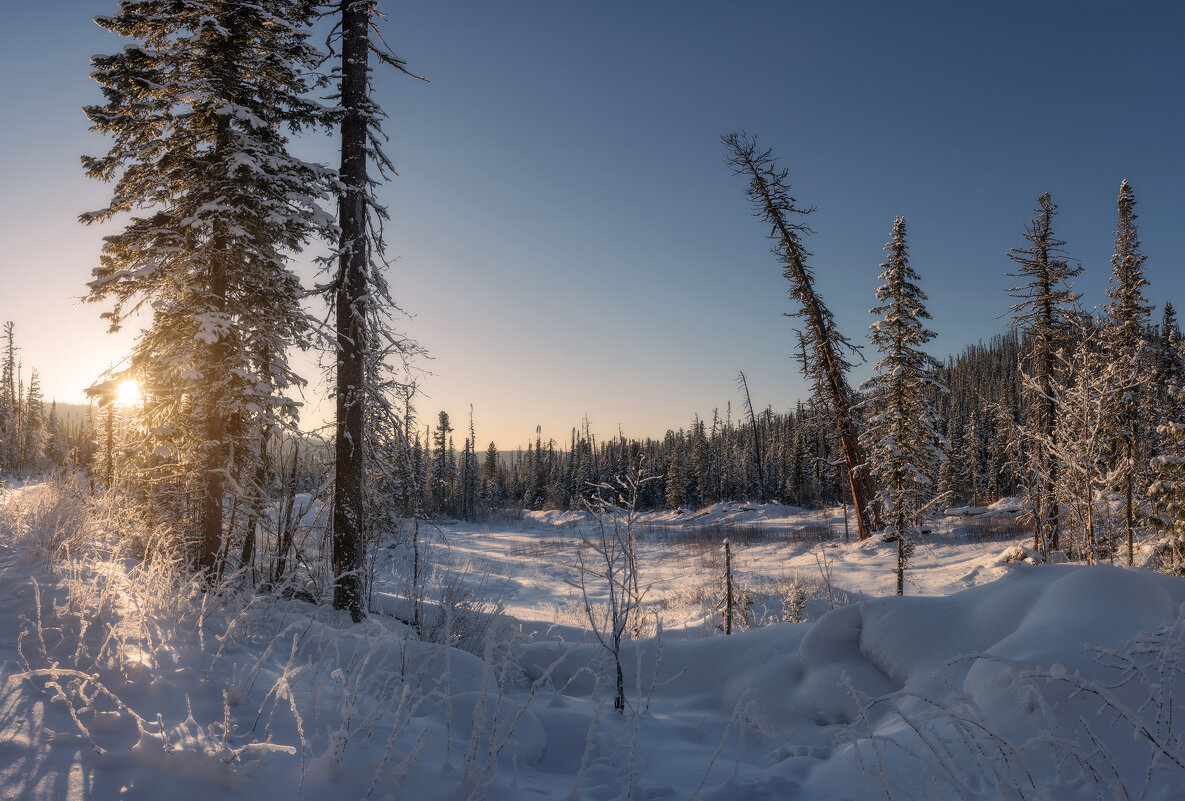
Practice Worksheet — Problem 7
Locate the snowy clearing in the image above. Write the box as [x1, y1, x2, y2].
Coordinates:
[2, 482, 1183, 801]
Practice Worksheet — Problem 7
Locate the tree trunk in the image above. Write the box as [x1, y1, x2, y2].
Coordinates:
[615, 652, 625, 712]
[1087, 486, 1096, 564]
[201, 220, 228, 578]
[735, 153, 874, 538]
[332, 0, 370, 622]
[724, 538, 734, 635]
[896, 534, 904, 596]
[199, 26, 239, 580]
[241, 430, 269, 579]
[1126, 440, 1135, 566]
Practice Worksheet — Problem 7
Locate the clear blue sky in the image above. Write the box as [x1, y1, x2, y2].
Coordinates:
[2, 1, 1183, 449]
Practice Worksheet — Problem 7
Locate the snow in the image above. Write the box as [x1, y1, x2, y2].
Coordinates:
[2, 484, 1184, 800]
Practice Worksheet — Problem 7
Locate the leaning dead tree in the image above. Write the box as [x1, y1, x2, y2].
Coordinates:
[723, 131, 876, 539]
[736, 370, 766, 504]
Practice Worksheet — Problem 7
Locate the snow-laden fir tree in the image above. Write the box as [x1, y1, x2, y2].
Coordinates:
[83, 0, 331, 573]
[1007, 193, 1081, 556]
[1102, 179, 1153, 565]
[859, 217, 947, 595]
[20, 370, 45, 470]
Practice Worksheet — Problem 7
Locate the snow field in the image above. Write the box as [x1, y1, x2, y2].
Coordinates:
[2, 481, 1184, 800]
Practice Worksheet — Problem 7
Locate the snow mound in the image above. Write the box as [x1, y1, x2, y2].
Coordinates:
[523, 564, 1185, 799]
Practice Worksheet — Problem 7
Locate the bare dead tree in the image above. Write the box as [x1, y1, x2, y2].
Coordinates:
[723, 131, 875, 538]
[736, 370, 766, 503]
[575, 461, 657, 711]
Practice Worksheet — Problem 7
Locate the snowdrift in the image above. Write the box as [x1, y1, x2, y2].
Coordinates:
[516, 563, 1185, 799]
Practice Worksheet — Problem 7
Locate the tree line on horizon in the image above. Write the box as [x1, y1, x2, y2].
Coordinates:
[0, 323, 96, 475]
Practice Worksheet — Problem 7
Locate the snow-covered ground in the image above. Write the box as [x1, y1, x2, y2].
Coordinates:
[2, 482, 1183, 800]
[379, 499, 1041, 641]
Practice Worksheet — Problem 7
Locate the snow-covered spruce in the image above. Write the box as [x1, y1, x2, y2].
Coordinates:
[1101, 179, 1153, 566]
[83, 0, 334, 571]
[859, 217, 947, 595]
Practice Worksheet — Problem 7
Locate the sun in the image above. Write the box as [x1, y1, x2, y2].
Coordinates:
[114, 378, 143, 407]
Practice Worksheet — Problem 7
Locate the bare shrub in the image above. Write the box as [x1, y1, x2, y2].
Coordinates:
[575, 463, 657, 711]
[638, 522, 831, 553]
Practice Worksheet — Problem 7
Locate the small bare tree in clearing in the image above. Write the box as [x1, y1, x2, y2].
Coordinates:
[575, 461, 657, 712]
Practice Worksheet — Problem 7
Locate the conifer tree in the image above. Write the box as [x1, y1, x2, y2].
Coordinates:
[736, 371, 766, 503]
[1149, 373, 1185, 565]
[1007, 193, 1081, 556]
[664, 429, 687, 509]
[21, 370, 45, 469]
[690, 416, 711, 508]
[83, 0, 328, 573]
[1151, 303, 1185, 442]
[0, 322, 17, 472]
[1102, 179, 1152, 565]
[859, 218, 947, 594]
[481, 441, 501, 505]
[45, 401, 67, 468]
[723, 132, 875, 537]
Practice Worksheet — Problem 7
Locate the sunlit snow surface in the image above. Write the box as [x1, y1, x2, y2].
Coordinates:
[2, 486, 1183, 800]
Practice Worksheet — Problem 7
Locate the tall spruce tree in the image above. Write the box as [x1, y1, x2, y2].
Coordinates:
[83, 0, 329, 572]
[723, 132, 875, 538]
[1102, 179, 1152, 566]
[1007, 193, 1081, 556]
[859, 218, 947, 595]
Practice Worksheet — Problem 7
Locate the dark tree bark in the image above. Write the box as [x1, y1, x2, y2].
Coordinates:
[200, 33, 238, 579]
[332, 0, 370, 622]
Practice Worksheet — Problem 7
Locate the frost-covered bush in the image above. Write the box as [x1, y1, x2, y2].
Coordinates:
[10, 497, 451, 796]
[0, 473, 93, 564]
[783, 572, 808, 623]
